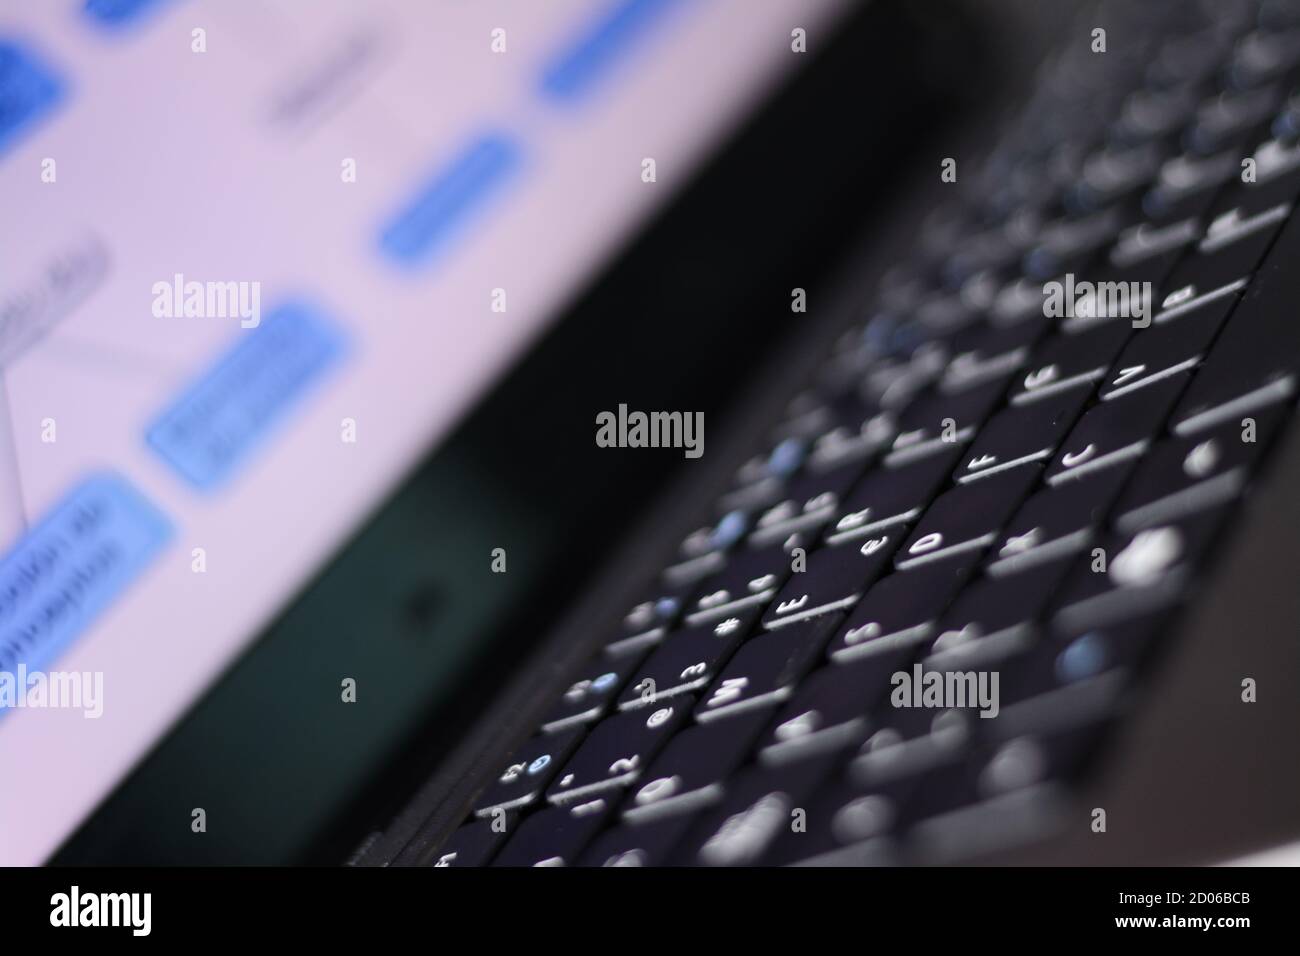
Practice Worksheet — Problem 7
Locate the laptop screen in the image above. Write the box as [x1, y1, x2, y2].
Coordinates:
[0, 0, 845, 864]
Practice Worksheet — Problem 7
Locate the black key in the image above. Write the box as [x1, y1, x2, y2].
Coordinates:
[745, 460, 866, 549]
[1184, 83, 1282, 155]
[766, 773, 913, 865]
[431, 817, 513, 867]
[541, 653, 648, 733]
[995, 615, 1167, 724]
[828, 558, 977, 663]
[801, 403, 896, 472]
[1113, 405, 1287, 531]
[939, 316, 1047, 395]
[1213, 144, 1300, 216]
[824, 448, 959, 545]
[1158, 201, 1288, 299]
[886, 756, 987, 830]
[1097, 292, 1236, 400]
[547, 699, 692, 805]
[863, 340, 949, 410]
[1113, 86, 1198, 145]
[851, 701, 976, 786]
[621, 710, 770, 822]
[761, 529, 902, 629]
[975, 719, 1112, 791]
[883, 380, 1004, 466]
[605, 583, 693, 657]
[1044, 373, 1189, 485]
[1172, 213, 1300, 434]
[618, 612, 757, 710]
[1008, 321, 1131, 405]
[953, 388, 1091, 484]
[896, 466, 1041, 568]
[987, 466, 1130, 574]
[683, 545, 793, 627]
[1143, 148, 1240, 222]
[665, 508, 755, 584]
[491, 798, 612, 867]
[695, 616, 838, 722]
[1107, 217, 1200, 275]
[1067, 141, 1162, 210]
[898, 722, 1114, 861]
[473, 730, 584, 816]
[673, 757, 839, 866]
[927, 557, 1074, 664]
[1052, 507, 1227, 632]
[759, 650, 912, 765]
[1023, 206, 1124, 279]
[578, 815, 698, 867]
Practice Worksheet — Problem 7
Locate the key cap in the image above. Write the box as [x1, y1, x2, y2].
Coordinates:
[1009, 321, 1131, 405]
[975, 719, 1112, 791]
[954, 388, 1091, 483]
[1112, 405, 1287, 531]
[674, 757, 840, 866]
[1108, 217, 1200, 272]
[1052, 508, 1227, 632]
[683, 544, 793, 627]
[621, 710, 770, 822]
[766, 772, 913, 865]
[883, 380, 1004, 466]
[987, 466, 1130, 574]
[669, 508, 753, 577]
[758, 649, 913, 765]
[993, 615, 1168, 733]
[541, 653, 648, 733]
[1044, 373, 1189, 485]
[1171, 213, 1300, 433]
[1143, 148, 1240, 221]
[745, 460, 863, 548]
[695, 616, 839, 722]
[473, 730, 584, 816]
[801, 403, 895, 472]
[605, 584, 692, 657]
[1097, 294, 1235, 400]
[1158, 202, 1287, 296]
[1184, 83, 1283, 154]
[491, 798, 612, 866]
[927, 557, 1074, 665]
[824, 448, 959, 545]
[1023, 206, 1124, 278]
[431, 817, 514, 867]
[851, 703, 975, 786]
[547, 700, 691, 804]
[863, 341, 949, 411]
[1067, 141, 1163, 210]
[1228, 27, 1300, 89]
[828, 557, 978, 662]
[1214, 142, 1300, 214]
[939, 316, 1047, 395]
[761, 530, 902, 629]
[618, 612, 757, 711]
[896, 466, 1042, 568]
[578, 815, 698, 867]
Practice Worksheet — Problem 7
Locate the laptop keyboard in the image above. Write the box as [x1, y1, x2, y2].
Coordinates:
[433, 0, 1300, 867]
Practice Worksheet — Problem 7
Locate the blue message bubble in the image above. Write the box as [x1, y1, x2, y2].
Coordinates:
[146, 301, 346, 490]
[539, 0, 690, 103]
[0, 473, 171, 682]
[379, 132, 523, 266]
[83, 0, 174, 29]
[0, 39, 66, 158]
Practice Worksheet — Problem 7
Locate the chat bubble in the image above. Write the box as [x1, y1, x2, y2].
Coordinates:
[0, 472, 171, 679]
[146, 300, 346, 489]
